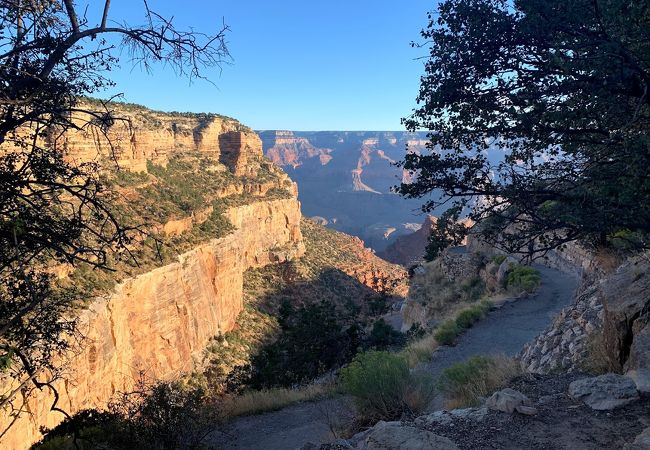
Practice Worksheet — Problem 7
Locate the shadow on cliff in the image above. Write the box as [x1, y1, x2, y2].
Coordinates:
[230, 267, 403, 390]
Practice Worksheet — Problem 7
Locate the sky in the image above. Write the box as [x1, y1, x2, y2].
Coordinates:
[94, 0, 434, 131]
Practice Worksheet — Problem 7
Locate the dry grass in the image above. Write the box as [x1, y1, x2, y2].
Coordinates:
[223, 382, 335, 418]
[438, 354, 523, 409]
[400, 333, 439, 367]
[593, 248, 623, 274]
[582, 327, 623, 375]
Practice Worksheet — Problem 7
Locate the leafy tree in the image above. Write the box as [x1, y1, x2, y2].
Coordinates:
[0, 0, 229, 431]
[399, 0, 650, 258]
[246, 300, 362, 388]
[423, 206, 468, 260]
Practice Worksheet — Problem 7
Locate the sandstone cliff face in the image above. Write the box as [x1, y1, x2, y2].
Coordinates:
[1, 198, 304, 449]
[1, 103, 305, 449]
[52, 104, 258, 173]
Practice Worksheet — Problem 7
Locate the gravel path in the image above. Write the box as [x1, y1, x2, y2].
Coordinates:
[424, 264, 578, 379]
[210, 265, 578, 450]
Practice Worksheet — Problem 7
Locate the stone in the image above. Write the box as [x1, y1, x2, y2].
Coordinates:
[515, 405, 539, 415]
[624, 427, 650, 450]
[363, 421, 459, 450]
[486, 388, 533, 414]
[413, 408, 488, 427]
[568, 373, 640, 410]
[626, 324, 650, 394]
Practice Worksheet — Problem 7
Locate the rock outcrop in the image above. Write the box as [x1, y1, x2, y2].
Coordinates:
[355, 421, 459, 450]
[520, 253, 650, 381]
[378, 216, 436, 266]
[568, 373, 640, 410]
[260, 130, 332, 168]
[54, 103, 257, 173]
[0, 104, 306, 449]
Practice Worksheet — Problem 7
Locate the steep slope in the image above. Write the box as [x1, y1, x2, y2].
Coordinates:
[0, 103, 305, 449]
[379, 215, 437, 266]
[197, 217, 408, 393]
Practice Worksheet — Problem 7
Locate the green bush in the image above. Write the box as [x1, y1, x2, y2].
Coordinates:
[506, 265, 541, 293]
[34, 381, 220, 450]
[244, 300, 361, 388]
[434, 320, 461, 345]
[492, 254, 507, 265]
[366, 319, 406, 350]
[455, 302, 489, 329]
[438, 355, 521, 408]
[340, 351, 434, 422]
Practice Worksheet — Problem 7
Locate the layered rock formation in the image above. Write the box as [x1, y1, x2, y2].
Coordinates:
[260, 130, 332, 168]
[0, 104, 305, 449]
[53, 103, 256, 173]
[259, 131, 431, 252]
[379, 216, 436, 266]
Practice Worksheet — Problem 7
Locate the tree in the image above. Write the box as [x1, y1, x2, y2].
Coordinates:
[0, 0, 229, 430]
[398, 0, 650, 258]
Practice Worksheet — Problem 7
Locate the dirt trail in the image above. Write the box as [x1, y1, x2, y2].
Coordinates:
[209, 265, 578, 450]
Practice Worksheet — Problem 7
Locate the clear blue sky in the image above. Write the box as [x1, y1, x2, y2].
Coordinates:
[98, 1, 434, 130]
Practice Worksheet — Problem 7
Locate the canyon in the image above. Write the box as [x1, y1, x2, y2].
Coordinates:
[259, 130, 433, 252]
[1, 105, 309, 448]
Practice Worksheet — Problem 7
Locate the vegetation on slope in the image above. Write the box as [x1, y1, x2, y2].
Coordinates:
[65, 153, 294, 297]
[194, 218, 409, 396]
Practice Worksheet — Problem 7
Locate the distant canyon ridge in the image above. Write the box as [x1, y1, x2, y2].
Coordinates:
[259, 130, 437, 253]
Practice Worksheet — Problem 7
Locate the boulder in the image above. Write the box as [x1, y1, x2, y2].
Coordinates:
[568, 373, 639, 410]
[623, 427, 650, 450]
[634, 427, 650, 446]
[626, 324, 650, 394]
[363, 421, 459, 450]
[486, 388, 536, 415]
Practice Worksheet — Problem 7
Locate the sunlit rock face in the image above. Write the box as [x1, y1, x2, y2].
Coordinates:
[0, 104, 304, 449]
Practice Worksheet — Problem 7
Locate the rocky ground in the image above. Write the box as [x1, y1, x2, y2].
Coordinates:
[416, 373, 649, 450]
[319, 373, 649, 450]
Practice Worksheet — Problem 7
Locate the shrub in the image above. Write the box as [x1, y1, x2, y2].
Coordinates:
[34, 380, 221, 450]
[340, 351, 434, 422]
[438, 355, 522, 409]
[399, 332, 438, 367]
[506, 265, 541, 293]
[460, 276, 486, 302]
[434, 319, 461, 345]
[366, 319, 406, 350]
[492, 254, 507, 265]
[246, 300, 361, 388]
[455, 302, 489, 329]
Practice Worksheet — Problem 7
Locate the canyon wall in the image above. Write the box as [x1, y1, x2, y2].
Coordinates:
[0, 104, 305, 449]
[52, 104, 257, 172]
[1, 198, 304, 450]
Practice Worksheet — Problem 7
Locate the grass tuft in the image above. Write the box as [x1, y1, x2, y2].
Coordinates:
[438, 354, 522, 409]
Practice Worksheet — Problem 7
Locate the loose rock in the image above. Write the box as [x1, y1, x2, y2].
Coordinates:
[362, 421, 459, 450]
[486, 388, 535, 414]
[568, 373, 640, 410]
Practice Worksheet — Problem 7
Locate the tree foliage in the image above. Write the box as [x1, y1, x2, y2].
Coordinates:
[399, 0, 650, 257]
[0, 0, 229, 431]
